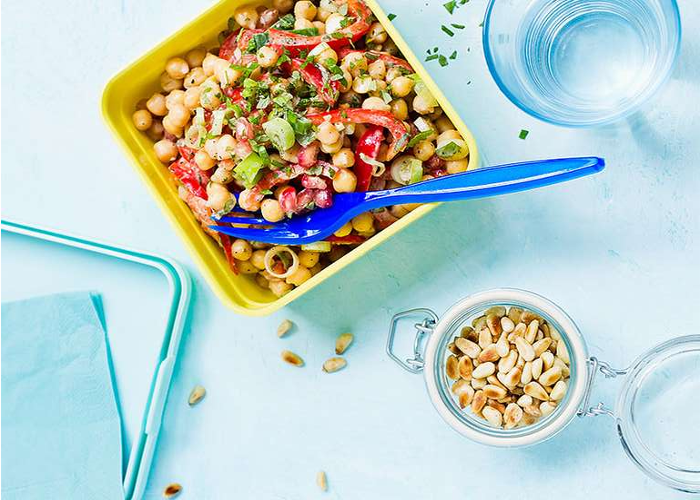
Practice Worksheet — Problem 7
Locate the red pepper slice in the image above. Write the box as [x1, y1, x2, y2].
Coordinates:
[219, 29, 264, 62]
[337, 48, 414, 72]
[218, 233, 239, 274]
[307, 108, 410, 159]
[354, 126, 384, 192]
[267, 0, 371, 56]
[289, 59, 341, 106]
[169, 157, 210, 200]
[326, 235, 367, 245]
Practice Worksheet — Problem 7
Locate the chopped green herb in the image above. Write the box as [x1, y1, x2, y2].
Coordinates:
[291, 27, 319, 36]
[272, 13, 295, 30]
[436, 141, 460, 157]
[387, 13, 397, 21]
[451, 23, 465, 29]
[425, 54, 439, 62]
[408, 130, 433, 147]
[449, 50, 458, 60]
[441, 25, 455, 37]
[439, 55, 449, 67]
[519, 129, 530, 140]
[443, 0, 457, 14]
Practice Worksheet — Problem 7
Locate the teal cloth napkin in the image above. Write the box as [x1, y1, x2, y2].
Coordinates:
[1, 292, 124, 500]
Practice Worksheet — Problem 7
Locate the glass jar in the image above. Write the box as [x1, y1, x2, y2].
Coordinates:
[387, 288, 700, 493]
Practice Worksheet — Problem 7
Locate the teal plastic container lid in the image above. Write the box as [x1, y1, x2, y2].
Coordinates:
[2, 220, 191, 500]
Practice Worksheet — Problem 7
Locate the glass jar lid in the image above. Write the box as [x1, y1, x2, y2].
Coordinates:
[615, 335, 700, 493]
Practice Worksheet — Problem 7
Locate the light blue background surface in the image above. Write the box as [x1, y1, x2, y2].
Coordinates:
[2, 0, 699, 498]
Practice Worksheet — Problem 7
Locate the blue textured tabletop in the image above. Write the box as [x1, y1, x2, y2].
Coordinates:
[2, 0, 699, 498]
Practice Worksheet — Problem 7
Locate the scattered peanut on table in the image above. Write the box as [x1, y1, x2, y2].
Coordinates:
[188, 385, 206, 406]
[445, 305, 571, 429]
[163, 483, 182, 498]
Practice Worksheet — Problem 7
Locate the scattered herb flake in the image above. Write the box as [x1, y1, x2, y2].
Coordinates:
[425, 54, 439, 62]
[438, 55, 449, 67]
[449, 50, 458, 60]
[519, 129, 530, 140]
[441, 25, 455, 37]
[443, 0, 457, 14]
[387, 13, 397, 21]
[451, 23, 465, 29]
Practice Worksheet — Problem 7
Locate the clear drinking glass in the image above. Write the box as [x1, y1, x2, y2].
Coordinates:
[483, 0, 681, 127]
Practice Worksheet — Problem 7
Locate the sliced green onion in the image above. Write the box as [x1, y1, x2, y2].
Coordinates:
[409, 75, 439, 108]
[390, 156, 423, 185]
[193, 107, 206, 127]
[262, 117, 296, 152]
[301, 241, 332, 252]
[408, 130, 434, 147]
[210, 109, 227, 137]
[234, 152, 266, 189]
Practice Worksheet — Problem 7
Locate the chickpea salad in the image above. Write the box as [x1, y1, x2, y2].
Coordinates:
[133, 0, 472, 297]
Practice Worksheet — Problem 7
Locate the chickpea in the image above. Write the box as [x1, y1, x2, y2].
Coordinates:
[165, 57, 189, 80]
[390, 76, 414, 98]
[362, 96, 391, 112]
[438, 130, 462, 142]
[320, 138, 343, 154]
[183, 86, 202, 109]
[385, 67, 403, 84]
[413, 140, 436, 161]
[332, 148, 355, 169]
[316, 6, 333, 22]
[183, 67, 206, 88]
[207, 182, 233, 211]
[294, 1, 317, 20]
[298, 251, 320, 268]
[132, 109, 153, 131]
[214, 59, 241, 86]
[238, 189, 262, 212]
[237, 260, 258, 274]
[294, 18, 315, 30]
[185, 46, 207, 68]
[342, 53, 368, 78]
[325, 13, 345, 34]
[313, 21, 326, 35]
[435, 116, 456, 134]
[351, 212, 375, 233]
[446, 159, 469, 174]
[167, 104, 190, 128]
[367, 22, 388, 43]
[272, 0, 294, 14]
[231, 239, 253, 260]
[390, 98, 409, 120]
[368, 59, 387, 80]
[255, 274, 270, 289]
[194, 150, 216, 171]
[286, 265, 312, 286]
[312, 44, 338, 67]
[413, 94, 435, 115]
[202, 53, 220, 76]
[160, 72, 183, 92]
[204, 138, 219, 159]
[234, 6, 259, 29]
[333, 168, 357, 193]
[352, 75, 374, 94]
[251, 250, 267, 270]
[316, 121, 340, 145]
[261, 199, 285, 222]
[216, 134, 237, 160]
[146, 93, 168, 116]
[165, 90, 186, 110]
[334, 221, 353, 237]
[153, 139, 178, 163]
[390, 204, 410, 219]
[199, 80, 222, 110]
[146, 120, 165, 141]
[162, 115, 183, 137]
[257, 46, 280, 68]
[269, 279, 293, 297]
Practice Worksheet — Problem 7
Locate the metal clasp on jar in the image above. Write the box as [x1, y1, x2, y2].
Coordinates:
[386, 308, 439, 373]
[577, 357, 628, 418]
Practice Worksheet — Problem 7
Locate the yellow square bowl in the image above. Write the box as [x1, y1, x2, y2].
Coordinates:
[102, 0, 480, 316]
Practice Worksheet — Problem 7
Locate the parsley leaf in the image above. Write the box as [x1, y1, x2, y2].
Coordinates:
[519, 129, 529, 140]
